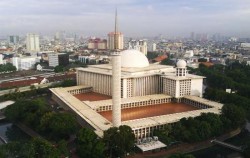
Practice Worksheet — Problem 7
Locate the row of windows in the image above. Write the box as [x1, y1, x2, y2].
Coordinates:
[179, 80, 191, 97]
[96, 98, 172, 112]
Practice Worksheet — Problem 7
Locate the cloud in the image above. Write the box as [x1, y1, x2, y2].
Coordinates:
[0, 0, 249, 37]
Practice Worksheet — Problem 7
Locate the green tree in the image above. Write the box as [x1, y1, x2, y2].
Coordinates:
[169, 153, 196, 158]
[76, 128, 105, 158]
[4, 98, 49, 129]
[60, 79, 76, 87]
[57, 140, 70, 157]
[39, 112, 78, 140]
[54, 65, 64, 72]
[198, 58, 208, 62]
[153, 125, 173, 144]
[30, 137, 61, 158]
[0, 138, 62, 158]
[222, 104, 246, 129]
[103, 125, 135, 158]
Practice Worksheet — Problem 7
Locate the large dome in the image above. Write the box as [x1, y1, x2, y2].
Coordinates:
[121, 49, 149, 68]
[176, 59, 187, 68]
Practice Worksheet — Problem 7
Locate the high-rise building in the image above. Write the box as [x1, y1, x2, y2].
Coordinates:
[26, 33, 40, 52]
[88, 38, 107, 50]
[12, 56, 38, 70]
[107, 32, 124, 50]
[190, 32, 195, 40]
[129, 39, 148, 55]
[9, 36, 20, 44]
[107, 9, 123, 50]
[48, 53, 69, 67]
[55, 31, 66, 43]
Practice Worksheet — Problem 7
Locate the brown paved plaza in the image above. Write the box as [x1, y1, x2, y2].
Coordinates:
[74, 92, 112, 101]
[99, 103, 199, 122]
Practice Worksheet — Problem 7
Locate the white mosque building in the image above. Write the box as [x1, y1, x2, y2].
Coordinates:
[50, 9, 222, 142]
[50, 49, 222, 139]
[76, 50, 203, 99]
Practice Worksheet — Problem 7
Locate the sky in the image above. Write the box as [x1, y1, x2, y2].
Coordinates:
[0, 0, 250, 37]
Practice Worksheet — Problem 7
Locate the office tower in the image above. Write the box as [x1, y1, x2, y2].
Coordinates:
[9, 36, 20, 44]
[48, 53, 69, 67]
[26, 33, 40, 52]
[107, 10, 123, 51]
[88, 38, 107, 50]
[129, 39, 148, 55]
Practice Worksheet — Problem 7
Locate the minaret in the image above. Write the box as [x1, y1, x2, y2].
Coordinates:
[176, 59, 187, 77]
[111, 8, 121, 127]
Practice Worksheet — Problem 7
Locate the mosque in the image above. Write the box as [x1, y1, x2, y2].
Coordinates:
[50, 10, 222, 141]
[50, 49, 222, 139]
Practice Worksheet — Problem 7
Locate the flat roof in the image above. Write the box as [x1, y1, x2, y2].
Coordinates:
[50, 86, 112, 137]
[183, 95, 223, 109]
[136, 140, 167, 152]
[89, 94, 172, 109]
[123, 108, 221, 130]
[98, 103, 199, 122]
[50, 86, 223, 136]
[74, 92, 111, 101]
[161, 73, 205, 80]
[76, 64, 175, 77]
[0, 100, 15, 110]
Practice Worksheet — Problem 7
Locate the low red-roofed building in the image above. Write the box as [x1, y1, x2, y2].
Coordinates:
[152, 55, 168, 63]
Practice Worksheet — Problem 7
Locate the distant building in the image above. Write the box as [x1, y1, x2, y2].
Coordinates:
[48, 53, 69, 67]
[12, 56, 39, 70]
[78, 55, 109, 64]
[9, 36, 20, 44]
[88, 38, 107, 50]
[55, 31, 66, 43]
[0, 54, 3, 65]
[26, 33, 40, 52]
[148, 43, 157, 52]
[107, 32, 124, 50]
[184, 50, 194, 58]
[128, 39, 148, 55]
[240, 43, 250, 50]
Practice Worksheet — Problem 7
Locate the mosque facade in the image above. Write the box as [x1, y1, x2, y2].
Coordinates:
[50, 49, 223, 139]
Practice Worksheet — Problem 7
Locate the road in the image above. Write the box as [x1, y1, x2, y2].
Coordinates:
[0, 83, 55, 96]
[0, 72, 57, 83]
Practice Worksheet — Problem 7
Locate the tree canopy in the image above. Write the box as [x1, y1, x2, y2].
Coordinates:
[0, 137, 65, 158]
[76, 128, 105, 158]
[103, 125, 135, 158]
[0, 63, 16, 73]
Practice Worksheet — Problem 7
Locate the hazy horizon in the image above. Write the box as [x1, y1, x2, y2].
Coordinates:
[1, 0, 250, 38]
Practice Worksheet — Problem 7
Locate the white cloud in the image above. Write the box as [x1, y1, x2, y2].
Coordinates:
[0, 0, 249, 37]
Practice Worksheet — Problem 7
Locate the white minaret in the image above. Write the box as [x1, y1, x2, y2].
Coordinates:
[111, 8, 121, 127]
[176, 59, 187, 77]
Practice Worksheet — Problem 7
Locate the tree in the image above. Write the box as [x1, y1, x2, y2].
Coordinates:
[4, 98, 49, 129]
[161, 58, 175, 66]
[56, 140, 70, 157]
[153, 125, 173, 144]
[103, 125, 135, 158]
[169, 153, 196, 158]
[198, 58, 208, 62]
[39, 112, 78, 140]
[60, 79, 76, 87]
[222, 104, 246, 129]
[0, 138, 62, 158]
[29, 137, 61, 158]
[76, 128, 105, 158]
[54, 65, 64, 72]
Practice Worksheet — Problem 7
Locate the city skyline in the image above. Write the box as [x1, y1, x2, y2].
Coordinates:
[0, 0, 250, 37]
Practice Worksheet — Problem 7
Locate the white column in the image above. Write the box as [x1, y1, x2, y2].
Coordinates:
[112, 53, 121, 127]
